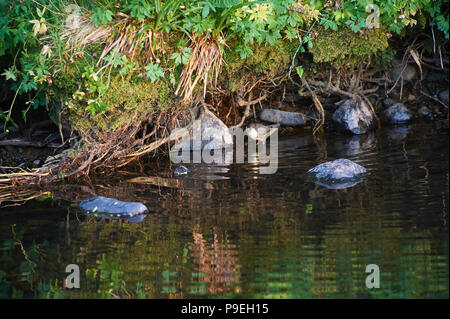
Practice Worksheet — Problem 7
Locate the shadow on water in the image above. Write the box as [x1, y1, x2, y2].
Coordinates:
[0, 122, 448, 298]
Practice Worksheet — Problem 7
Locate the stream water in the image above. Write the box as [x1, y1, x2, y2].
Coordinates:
[0, 121, 448, 299]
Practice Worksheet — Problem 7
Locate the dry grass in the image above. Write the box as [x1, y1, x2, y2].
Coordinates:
[175, 35, 223, 101]
[62, 13, 159, 66]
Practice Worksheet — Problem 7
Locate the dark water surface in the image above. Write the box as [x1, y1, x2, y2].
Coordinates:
[0, 122, 448, 298]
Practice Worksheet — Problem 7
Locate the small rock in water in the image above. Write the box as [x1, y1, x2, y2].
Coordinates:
[246, 123, 279, 141]
[332, 98, 375, 135]
[259, 109, 306, 126]
[79, 196, 148, 218]
[174, 165, 190, 177]
[418, 106, 434, 121]
[307, 159, 367, 189]
[382, 103, 413, 123]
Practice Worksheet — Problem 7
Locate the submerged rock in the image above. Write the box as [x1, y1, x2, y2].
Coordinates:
[79, 196, 148, 218]
[332, 98, 375, 135]
[259, 109, 306, 126]
[382, 103, 413, 123]
[418, 106, 435, 121]
[307, 159, 366, 189]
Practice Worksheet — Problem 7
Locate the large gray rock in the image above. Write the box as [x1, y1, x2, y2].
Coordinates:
[332, 98, 375, 135]
[259, 109, 306, 126]
[308, 159, 366, 189]
[80, 196, 148, 218]
[382, 103, 413, 123]
[172, 107, 233, 151]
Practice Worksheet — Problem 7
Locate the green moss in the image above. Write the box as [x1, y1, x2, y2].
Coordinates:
[309, 25, 389, 67]
[67, 76, 174, 133]
[222, 39, 298, 91]
[48, 43, 104, 101]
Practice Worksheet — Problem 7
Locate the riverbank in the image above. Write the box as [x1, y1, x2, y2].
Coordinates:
[0, 0, 448, 189]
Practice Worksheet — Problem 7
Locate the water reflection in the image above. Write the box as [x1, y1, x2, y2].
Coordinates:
[386, 124, 411, 141]
[0, 122, 448, 298]
[313, 179, 364, 189]
[189, 229, 240, 295]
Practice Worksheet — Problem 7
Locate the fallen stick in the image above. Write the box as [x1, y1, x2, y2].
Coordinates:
[420, 90, 449, 109]
[0, 138, 60, 148]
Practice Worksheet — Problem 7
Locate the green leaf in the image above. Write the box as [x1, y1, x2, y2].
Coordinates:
[144, 63, 164, 83]
[2, 67, 16, 81]
[295, 66, 304, 78]
[21, 109, 27, 122]
[92, 8, 113, 27]
[235, 45, 253, 60]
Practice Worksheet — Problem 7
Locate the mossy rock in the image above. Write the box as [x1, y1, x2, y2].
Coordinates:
[309, 25, 389, 67]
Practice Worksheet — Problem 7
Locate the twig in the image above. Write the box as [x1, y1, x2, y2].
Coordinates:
[358, 93, 381, 129]
[308, 80, 356, 99]
[0, 138, 59, 148]
[230, 92, 267, 129]
[301, 78, 324, 134]
[420, 90, 449, 109]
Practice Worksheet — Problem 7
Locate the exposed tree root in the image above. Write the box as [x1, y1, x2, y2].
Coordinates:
[0, 102, 196, 204]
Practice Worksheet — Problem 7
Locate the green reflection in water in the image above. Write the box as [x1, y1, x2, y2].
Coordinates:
[0, 123, 448, 299]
